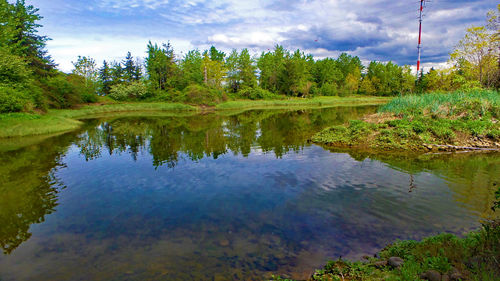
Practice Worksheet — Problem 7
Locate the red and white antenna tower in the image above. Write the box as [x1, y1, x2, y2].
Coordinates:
[417, 0, 425, 74]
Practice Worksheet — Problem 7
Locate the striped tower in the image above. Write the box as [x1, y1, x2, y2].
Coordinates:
[417, 0, 424, 73]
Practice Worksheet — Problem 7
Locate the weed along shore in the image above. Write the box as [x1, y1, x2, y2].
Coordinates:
[273, 220, 500, 281]
[0, 96, 389, 138]
[312, 91, 500, 152]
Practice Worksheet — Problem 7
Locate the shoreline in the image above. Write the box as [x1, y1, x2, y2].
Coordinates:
[273, 220, 500, 281]
[0, 96, 389, 138]
[312, 91, 500, 153]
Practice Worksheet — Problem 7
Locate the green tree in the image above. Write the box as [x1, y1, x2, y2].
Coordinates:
[281, 50, 314, 97]
[146, 41, 177, 91]
[225, 49, 240, 92]
[313, 58, 342, 88]
[72, 56, 98, 87]
[180, 49, 204, 87]
[5, 0, 54, 75]
[450, 26, 498, 87]
[123, 52, 135, 82]
[202, 52, 225, 89]
[238, 49, 257, 88]
[110, 62, 124, 85]
[99, 60, 112, 95]
[208, 46, 225, 62]
[257, 45, 287, 93]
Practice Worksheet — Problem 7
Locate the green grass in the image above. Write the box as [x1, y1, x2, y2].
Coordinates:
[379, 90, 500, 118]
[0, 113, 82, 138]
[54, 102, 197, 119]
[0, 96, 388, 138]
[313, 90, 500, 151]
[215, 96, 391, 110]
[273, 220, 500, 281]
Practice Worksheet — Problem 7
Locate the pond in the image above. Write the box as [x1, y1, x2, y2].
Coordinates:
[0, 106, 498, 280]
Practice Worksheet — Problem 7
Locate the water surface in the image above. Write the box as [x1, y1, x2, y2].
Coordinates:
[0, 106, 498, 280]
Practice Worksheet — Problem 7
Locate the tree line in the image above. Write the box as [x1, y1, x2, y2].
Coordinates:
[0, 0, 498, 113]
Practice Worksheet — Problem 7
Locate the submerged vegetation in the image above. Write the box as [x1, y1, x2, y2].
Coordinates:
[313, 90, 500, 151]
[274, 220, 500, 281]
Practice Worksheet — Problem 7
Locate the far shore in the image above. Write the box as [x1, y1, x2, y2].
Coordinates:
[0, 96, 390, 138]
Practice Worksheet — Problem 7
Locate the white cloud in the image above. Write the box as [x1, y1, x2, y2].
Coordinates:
[33, 0, 495, 71]
[47, 35, 193, 72]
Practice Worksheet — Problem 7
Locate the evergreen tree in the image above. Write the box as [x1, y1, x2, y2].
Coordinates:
[0, 0, 54, 76]
[257, 45, 287, 93]
[123, 52, 135, 82]
[225, 49, 240, 92]
[208, 46, 225, 62]
[238, 49, 257, 89]
[132, 58, 143, 81]
[110, 62, 124, 85]
[146, 41, 177, 91]
[180, 50, 203, 87]
[99, 60, 112, 95]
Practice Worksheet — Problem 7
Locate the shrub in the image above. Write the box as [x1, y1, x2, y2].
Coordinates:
[319, 82, 338, 96]
[44, 74, 83, 108]
[66, 74, 98, 103]
[109, 81, 147, 101]
[183, 84, 224, 105]
[0, 87, 28, 113]
[238, 87, 280, 100]
[148, 89, 187, 103]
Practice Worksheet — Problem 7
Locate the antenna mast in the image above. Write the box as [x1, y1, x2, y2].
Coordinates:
[417, 0, 425, 74]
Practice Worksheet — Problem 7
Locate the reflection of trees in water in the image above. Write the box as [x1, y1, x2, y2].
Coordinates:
[77, 107, 375, 167]
[0, 134, 73, 254]
[328, 148, 500, 220]
[0, 107, 373, 254]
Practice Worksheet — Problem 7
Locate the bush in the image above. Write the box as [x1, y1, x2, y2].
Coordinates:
[147, 89, 187, 103]
[0, 87, 28, 113]
[44, 74, 83, 108]
[67, 74, 98, 103]
[109, 81, 147, 101]
[319, 82, 338, 96]
[183, 84, 224, 105]
[238, 87, 280, 100]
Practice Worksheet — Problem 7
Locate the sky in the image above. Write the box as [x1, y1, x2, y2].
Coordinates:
[27, 0, 497, 72]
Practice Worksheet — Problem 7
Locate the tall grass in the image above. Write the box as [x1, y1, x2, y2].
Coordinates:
[379, 90, 500, 116]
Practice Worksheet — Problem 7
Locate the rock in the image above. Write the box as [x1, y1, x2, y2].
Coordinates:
[419, 270, 441, 281]
[441, 274, 450, 281]
[373, 260, 387, 268]
[387, 257, 404, 268]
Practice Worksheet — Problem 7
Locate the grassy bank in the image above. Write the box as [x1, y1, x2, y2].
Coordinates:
[0, 96, 388, 138]
[215, 96, 390, 110]
[273, 220, 500, 281]
[312, 91, 500, 151]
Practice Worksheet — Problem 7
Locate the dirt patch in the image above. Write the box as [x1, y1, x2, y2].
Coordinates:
[362, 113, 399, 124]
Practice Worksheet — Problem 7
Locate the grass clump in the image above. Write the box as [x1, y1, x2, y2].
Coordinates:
[313, 90, 500, 151]
[272, 220, 500, 281]
[379, 90, 499, 119]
